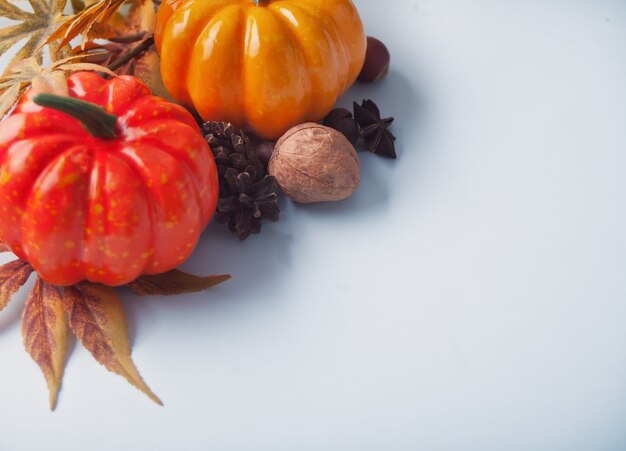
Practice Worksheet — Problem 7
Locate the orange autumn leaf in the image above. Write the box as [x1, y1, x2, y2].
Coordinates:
[0, 240, 9, 253]
[85, 21, 119, 40]
[0, 260, 34, 311]
[47, 0, 126, 50]
[22, 277, 66, 410]
[64, 282, 162, 405]
[129, 269, 231, 296]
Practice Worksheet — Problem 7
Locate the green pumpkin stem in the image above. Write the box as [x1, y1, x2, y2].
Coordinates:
[32, 93, 119, 139]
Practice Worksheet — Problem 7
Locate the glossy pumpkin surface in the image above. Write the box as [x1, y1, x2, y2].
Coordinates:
[0, 72, 218, 286]
[155, 0, 366, 139]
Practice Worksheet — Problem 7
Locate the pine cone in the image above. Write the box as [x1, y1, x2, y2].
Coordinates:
[203, 122, 265, 185]
[215, 169, 280, 240]
[203, 122, 279, 239]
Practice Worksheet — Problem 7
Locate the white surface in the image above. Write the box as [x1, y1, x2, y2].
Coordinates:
[1, 0, 626, 450]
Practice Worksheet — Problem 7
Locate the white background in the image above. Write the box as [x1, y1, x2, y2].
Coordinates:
[1, 0, 626, 450]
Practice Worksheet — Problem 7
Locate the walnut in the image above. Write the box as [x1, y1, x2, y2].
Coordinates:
[268, 123, 360, 203]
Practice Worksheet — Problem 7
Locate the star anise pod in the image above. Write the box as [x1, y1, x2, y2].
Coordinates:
[203, 121, 279, 239]
[353, 99, 397, 159]
[215, 169, 280, 240]
[323, 107, 359, 143]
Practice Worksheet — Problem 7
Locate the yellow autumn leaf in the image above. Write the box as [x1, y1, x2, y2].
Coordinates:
[0, 83, 25, 117]
[0, 0, 68, 73]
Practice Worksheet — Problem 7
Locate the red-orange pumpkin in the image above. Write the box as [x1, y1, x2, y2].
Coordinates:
[0, 72, 218, 286]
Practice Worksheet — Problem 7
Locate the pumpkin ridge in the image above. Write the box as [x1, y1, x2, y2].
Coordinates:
[271, 2, 344, 121]
[8, 108, 88, 139]
[101, 76, 152, 117]
[112, 147, 159, 279]
[83, 149, 113, 282]
[23, 145, 92, 285]
[281, 0, 351, 93]
[77, 145, 96, 283]
[90, 149, 156, 284]
[117, 143, 202, 276]
[130, 132, 206, 226]
[241, 9, 257, 135]
[118, 94, 198, 132]
[5, 137, 84, 258]
[267, 4, 313, 122]
[327, 1, 365, 89]
[187, 3, 245, 124]
[188, 4, 230, 75]
[165, 0, 232, 105]
[78, 144, 94, 278]
[241, 6, 311, 138]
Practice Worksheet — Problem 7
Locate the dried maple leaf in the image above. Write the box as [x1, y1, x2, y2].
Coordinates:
[114, 0, 155, 34]
[85, 21, 119, 40]
[0, 55, 115, 117]
[81, 0, 151, 42]
[0, 249, 229, 408]
[0, 0, 68, 73]
[133, 47, 175, 100]
[68, 0, 117, 39]
[22, 277, 66, 410]
[0, 260, 34, 311]
[0, 83, 22, 118]
[64, 282, 162, 405]
[47, 0, 126, 50]
[74, 0, 167, 96]
[129, 270, 231, 296]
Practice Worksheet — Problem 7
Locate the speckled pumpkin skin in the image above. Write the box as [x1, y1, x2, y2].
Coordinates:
[155, 0, 367, 139]
[0, 72, 218, 286]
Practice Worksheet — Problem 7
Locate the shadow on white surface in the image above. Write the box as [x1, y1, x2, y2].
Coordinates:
[0, 272, 32, 333]
[121, 203, 296, 345]
[296, 69, 425, 216]
[118, 68, 428, 341]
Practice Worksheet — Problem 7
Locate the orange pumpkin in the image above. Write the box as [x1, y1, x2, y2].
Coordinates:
[155, 0, 366, 139]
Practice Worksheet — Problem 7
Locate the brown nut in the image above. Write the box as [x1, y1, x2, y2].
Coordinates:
[358, 36, 390, 83]
[268, 123, 360, 203]
[255, 140, 276, 165]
